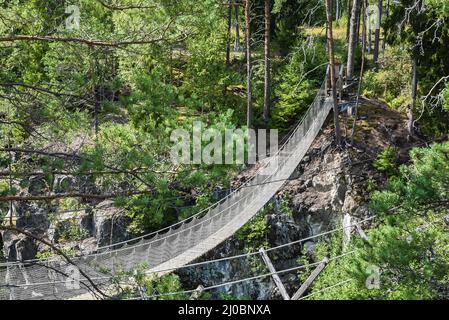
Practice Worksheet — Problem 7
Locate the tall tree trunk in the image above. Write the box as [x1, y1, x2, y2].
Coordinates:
[373, 0, 383, 65]
[336, 0, 340, 24]
[325, 0, 342, 145]
[226, 0, 232, 65]
[245, 0, 253, 128]
[346, 0, 352, 41]
[366, 7, 371, 53]
[409, 57, 418, 138]
[382, 0, 390, 52]
[263, 0, 271, 122]
[356, 4, 361, 44]
[90, 46, 99, 136]
[351, 0, 368, 141]
[234, 0, 241, 51]
[347, 0, 362, 81]
[361, 1, 368, 63]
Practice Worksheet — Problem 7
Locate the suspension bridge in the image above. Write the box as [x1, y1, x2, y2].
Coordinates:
[0, 77, 335, 300]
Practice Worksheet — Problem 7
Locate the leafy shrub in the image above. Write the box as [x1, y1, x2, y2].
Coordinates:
[373, 146, 398, 176]
[236, 212, 268, 248]
[271, 37, 327, 131]
[36, 248, 78, 260]
[57, 220, 90, 243]
[366, 178, 378, 193]
[362, 46, 412, 111]
[308, 142, 449, 300]
[124, 69, 178, 133]
[113, 264, 187, 300]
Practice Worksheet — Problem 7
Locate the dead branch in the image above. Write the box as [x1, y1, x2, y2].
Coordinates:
[0, 190, 154, 202]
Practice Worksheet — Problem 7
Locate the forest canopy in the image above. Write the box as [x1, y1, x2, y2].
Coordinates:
[0, 0, 448, 301]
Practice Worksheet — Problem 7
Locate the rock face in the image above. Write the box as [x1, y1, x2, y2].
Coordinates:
[177, 101, 410, 299]
[1, 200, 131, 260]
[2, 233, 39, 262]
[177, 239, 274, 300]
[177, 208, 308, 300]
[1, 100, 413, 299]
[92, 200, 131, 247]
[1, 202, 49, 262]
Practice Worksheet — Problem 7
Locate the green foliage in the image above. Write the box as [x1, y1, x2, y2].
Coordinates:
[113, 264, 187, 300]
[278, 197, 293, 217]
[36, 247, 78, 260]
[366, 178, 378, 193]
[182, 36, 243, 115]
[123, 69, 178, 132]
[0, 0, 364, 240]
[219, 292, 252, 300]
[143, 273, 186, 300]
[1, 2, 448, 301]
[0, 181, 10, 197]
[363, 46, 412, 111]
[236, 212, 268, 248]
[55, 219, 90, 243]
[271, 37, 327, 130]
[309, 142, 449, 300]
[373, 146, 398, 176]
[383, 0, 449, 136]
[220, 293, 239, 300]
[373, 141, 449, 211]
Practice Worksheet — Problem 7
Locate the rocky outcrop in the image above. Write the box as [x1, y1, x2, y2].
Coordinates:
[1, 100, 414, 300]
[1, 200, 130, 260]
[178, 101, 412, 300]
[92, 200, 131, 247]
[1, 202, 49, 262]
[176, 140, 359, 299]
[49, 200, 131, 250]
[177, 208, 308, 300]
[2, 233, 38, 262]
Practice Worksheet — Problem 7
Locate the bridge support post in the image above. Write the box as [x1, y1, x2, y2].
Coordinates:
[291, 257, 329, 300]
[259, 248, 290, 300]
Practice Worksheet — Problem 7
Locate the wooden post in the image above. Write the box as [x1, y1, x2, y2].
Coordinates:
[259, 248, 290, 300]
[291, 257, 329, 300]
[355, 223, 369, 241]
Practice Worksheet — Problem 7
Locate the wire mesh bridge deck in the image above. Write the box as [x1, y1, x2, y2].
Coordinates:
[0, 81, 334, 300]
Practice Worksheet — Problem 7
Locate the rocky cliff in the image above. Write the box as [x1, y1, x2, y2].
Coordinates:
[176, 98, 416, 299]
[1, 99, 416, 300]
